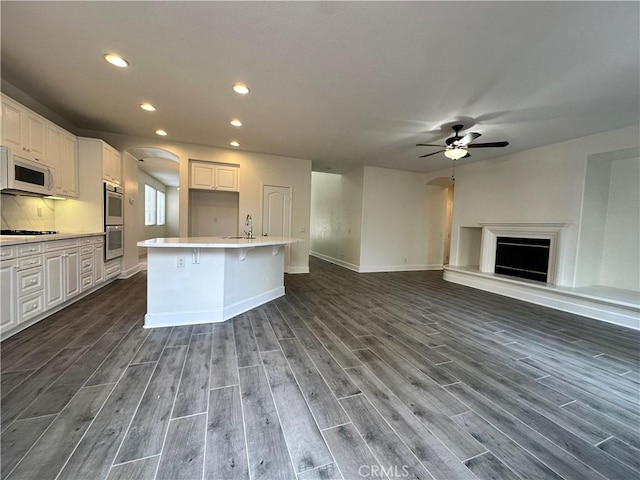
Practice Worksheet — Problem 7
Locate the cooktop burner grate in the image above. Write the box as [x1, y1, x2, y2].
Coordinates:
[1, 230, 58, 235]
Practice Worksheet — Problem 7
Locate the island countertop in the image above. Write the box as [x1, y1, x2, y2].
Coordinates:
[137, 236, 299, 248]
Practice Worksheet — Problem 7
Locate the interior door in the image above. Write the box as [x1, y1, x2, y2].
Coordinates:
[262, 185, 292, 272]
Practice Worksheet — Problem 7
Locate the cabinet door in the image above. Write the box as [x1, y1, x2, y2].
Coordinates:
[44, 252, 65, 309]
[61, 133, 78, 197]
[190, 162, 216, 189]
[94, 244, 104, 284]
[110, 150, 122, 185]
[215, 165, 239, 191]
[65, 248, 81, 300]
[1, 97, 25, 152]
[0, 260, 18, 332]
[25, 112, 47, 162]
[47, 124, 63, 171]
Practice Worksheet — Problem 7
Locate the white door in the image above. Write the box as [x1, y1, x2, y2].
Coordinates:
[262, 185, 292, 272]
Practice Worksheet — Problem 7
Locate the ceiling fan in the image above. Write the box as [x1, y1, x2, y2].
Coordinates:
[417, 124, 509, 160]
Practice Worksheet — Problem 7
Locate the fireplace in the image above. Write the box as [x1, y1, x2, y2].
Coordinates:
[495, 237, 551, 282]
[478, 221, 570, 285]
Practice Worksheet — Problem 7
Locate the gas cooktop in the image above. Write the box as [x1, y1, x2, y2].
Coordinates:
[1, 230, 58, 235]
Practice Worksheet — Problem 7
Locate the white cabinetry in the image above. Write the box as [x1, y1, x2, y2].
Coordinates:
[1, 94, 48, 164]
[102, 143, 122, 185]
[44, 239, 80, 310]
[47, 125, 78, 197]
[0, 250, 18, 333]
[190, 161, 239, 191]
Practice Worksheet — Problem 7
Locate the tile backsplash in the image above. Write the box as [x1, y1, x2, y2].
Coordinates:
[1, 194, 56, 231]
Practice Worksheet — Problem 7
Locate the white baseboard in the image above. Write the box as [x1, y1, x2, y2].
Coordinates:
[310, 251, 360, 272]
[310, 251, 442, 273]
[444, 267, 640, 330]
[119, 263, 141, 279]
[287, 266, 309, 274]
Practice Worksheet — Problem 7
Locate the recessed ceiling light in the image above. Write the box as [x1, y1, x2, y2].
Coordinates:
[230, 119, 243, 127]
[230, 141, 240, 147]
[140, 103, 156, 112]
[232, 84, 250, 95]
[155, 129, 168, 136]
[104, 53, 129, 68]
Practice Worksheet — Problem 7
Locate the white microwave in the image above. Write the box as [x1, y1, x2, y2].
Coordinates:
[0, 146, 55, 196]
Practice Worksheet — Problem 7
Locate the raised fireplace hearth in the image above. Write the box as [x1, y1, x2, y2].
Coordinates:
[495, 236, 551, 282]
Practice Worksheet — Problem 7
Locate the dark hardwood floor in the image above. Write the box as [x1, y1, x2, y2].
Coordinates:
[1, 256, 639, 480]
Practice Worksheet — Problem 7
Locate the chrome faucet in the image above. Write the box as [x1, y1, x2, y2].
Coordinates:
[244, 214, 253, 239]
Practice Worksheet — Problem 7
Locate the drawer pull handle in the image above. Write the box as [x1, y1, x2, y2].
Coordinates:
[30, 279, 37, 284]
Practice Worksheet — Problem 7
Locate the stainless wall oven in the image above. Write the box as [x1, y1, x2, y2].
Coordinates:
[105, 225, 124, 260]
[104, 183, 124, 226]
[104, 182, 124, 260]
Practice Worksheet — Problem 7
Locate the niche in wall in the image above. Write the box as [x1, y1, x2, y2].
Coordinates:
[457, 226, 482, 267]
[576, 147, 640, 291]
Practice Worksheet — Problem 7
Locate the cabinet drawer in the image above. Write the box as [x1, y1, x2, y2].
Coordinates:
[104, 260, 121, 280]
[0, 246, 16, 260]
[17, 266, 44, 296]
[18, 291, 45, 323]
[45, 239, 79, 251]
[80, 246, 94, 256]
[80, 271, 94, 291]
[18, 243, 43, 256]
[18, 255, 43, 271]
[81, 254, 93, 272]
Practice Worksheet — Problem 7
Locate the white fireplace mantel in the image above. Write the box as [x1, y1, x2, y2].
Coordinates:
[478, 221, 571, 285]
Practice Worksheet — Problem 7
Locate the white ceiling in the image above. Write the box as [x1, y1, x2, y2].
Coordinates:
[1, 1, 638, 182]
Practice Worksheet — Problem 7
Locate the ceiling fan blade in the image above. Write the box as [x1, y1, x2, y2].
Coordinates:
[419, 150, 445, 158]
[416, 143, 445, 147]
[457, 132, 481, 146]
[467, 141, 509, 148]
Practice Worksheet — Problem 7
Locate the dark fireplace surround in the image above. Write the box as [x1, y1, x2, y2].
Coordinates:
[495, 236, 551, 282]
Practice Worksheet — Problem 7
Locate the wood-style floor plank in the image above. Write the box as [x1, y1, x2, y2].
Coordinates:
[116, 346, 188, 463]
[155, 413, 206, 480]
[172, 333, 211, 418]
[210, 323, 239, 388]
[0, 414, 56, 478]
[239, 365, 296, 480]
[279, 338, 350, 430]
[205, 386, 249, 480]
[322, 423, 388, 479]
[261, 349, 334, 473]
[339, 394, 435, 480]
[233, 314, 261, 368]
[106, 456, 160, 480]
[249, 309, 280, 352]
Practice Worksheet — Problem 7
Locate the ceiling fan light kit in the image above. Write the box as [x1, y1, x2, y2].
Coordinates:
[417, 124, 508, 160]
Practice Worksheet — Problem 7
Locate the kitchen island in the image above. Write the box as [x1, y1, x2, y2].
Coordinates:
[137, 236, 299, 328]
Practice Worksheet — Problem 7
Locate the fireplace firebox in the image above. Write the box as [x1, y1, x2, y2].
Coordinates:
[495, 236, 551, 282]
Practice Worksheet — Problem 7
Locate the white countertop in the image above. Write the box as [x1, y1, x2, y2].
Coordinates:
[138, 236, 300, 249]
[0, 232, 105, 246]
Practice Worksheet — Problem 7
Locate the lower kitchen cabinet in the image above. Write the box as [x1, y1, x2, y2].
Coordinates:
[1, 257, 18, 332]
[0, 235, 113, 341]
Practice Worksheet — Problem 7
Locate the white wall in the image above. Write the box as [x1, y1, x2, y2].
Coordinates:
[121, 152, 140, 277]
[599, 156, 640, 290]
[166, 186, 180, 237]
[310, 170, 363, 270]
[310, 166, 447, 272]
[83, 132, 312, 274]
[138, 170, 167, 245]
[425, 125, 640, 287]
[189, 190, 238, 237]
[360, 166, 446, 272]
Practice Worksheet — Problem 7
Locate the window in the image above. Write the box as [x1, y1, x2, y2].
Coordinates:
[156, 190, 165, 225]
[144, 184, 166, 226]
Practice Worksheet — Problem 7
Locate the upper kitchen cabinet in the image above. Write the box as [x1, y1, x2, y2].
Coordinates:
[77, 137, 122, 187]
[47, 124, 78, 197]
[102, 143, 122, 185]
[1, 94, 48, 164]
[190, 160, 239, 191]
